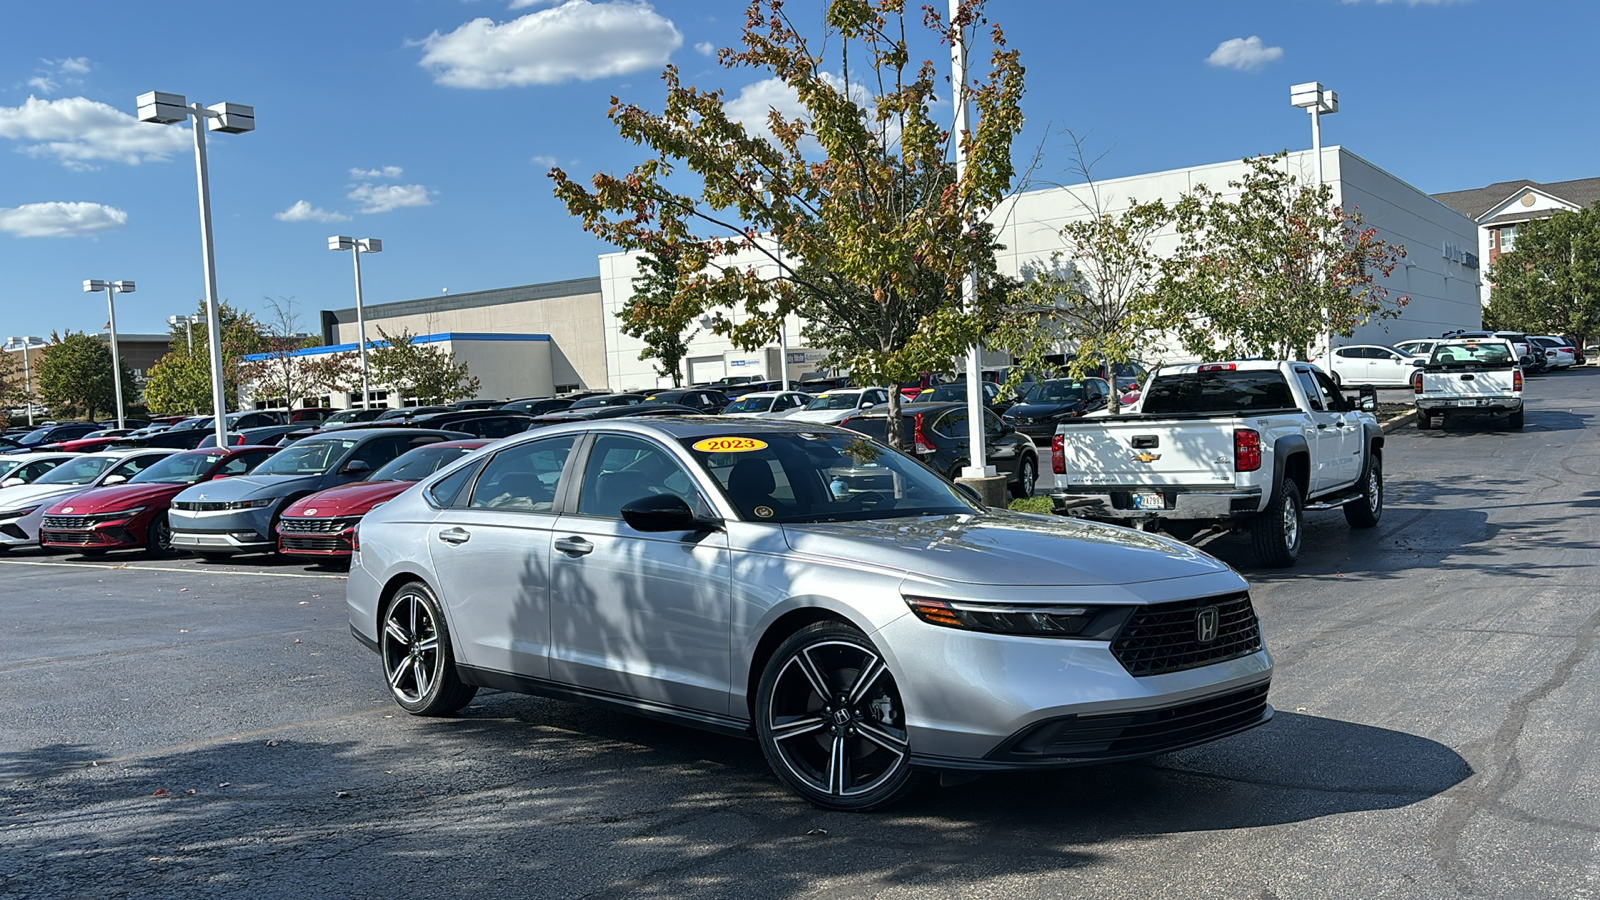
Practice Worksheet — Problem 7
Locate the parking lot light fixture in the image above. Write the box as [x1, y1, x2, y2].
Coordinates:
[167, 313, 207, 355]
[1289, 81, 1338, 188]
[136, 90, 255, 450]
[84, 279, 135, 430]
[329, 236, 382, 408]
[2, 336, 49, 426]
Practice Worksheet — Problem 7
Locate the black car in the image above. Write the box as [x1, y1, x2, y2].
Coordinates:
[15, 422, 103, 448]
[839, 401, 1040, 499]
[319, 408, 386, 426]
[527, 403, 701, 426]
[567, 392, 647, 409]
[640, 388, 730, 413]
[402, 410, 536, 439]
[374, 406, 451, 422]
[1001, 377, 1111, 445]
[450, 399, 507, 410]
[501, 397, 576, 416]
[920, 381, 1018, 415]
[724, 380, 782, 398]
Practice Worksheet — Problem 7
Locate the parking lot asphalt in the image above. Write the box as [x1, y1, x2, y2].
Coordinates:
[3, 369, 1598, 899]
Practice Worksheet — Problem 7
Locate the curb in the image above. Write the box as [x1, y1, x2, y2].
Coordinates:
[1380, 409, 1418, 433]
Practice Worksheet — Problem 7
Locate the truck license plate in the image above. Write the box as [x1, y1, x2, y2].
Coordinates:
[1132, 492, 1163, 510]
[1457, 398, 1484, 407]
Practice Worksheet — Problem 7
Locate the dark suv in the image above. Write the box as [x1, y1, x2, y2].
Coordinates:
[840, 401, 1040, 499]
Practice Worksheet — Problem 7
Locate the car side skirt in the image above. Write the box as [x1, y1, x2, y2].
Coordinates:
[456, 664, 753, 740]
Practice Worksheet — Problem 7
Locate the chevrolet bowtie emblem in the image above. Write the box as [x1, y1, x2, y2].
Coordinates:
[1132, 452, 1161, 463]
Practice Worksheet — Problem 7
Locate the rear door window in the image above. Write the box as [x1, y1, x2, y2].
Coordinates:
[467, 436, 576, 512]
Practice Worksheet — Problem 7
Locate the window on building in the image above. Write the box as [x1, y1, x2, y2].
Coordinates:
[1488, 230, 1496, 249]
[555, 383, 579, 394]
[1502, 225, 1517, 252]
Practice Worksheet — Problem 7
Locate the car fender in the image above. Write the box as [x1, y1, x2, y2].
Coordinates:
[733, 590, 907, 723]
[1268, 433, 1310, 498]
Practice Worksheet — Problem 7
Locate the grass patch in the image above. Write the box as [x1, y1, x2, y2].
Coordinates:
[1008, 495, 1055, 515]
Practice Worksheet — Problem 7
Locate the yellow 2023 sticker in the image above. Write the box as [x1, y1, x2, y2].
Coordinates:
[692, 436, 769, 453]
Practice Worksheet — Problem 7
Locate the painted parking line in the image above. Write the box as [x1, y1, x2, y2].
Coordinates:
[0, 558, 345, 580]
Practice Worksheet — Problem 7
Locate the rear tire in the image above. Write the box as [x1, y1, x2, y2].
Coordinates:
[1010, 455, 1038, 499]
[1509, 409, 1524, 429]
[1251, 478, 1303, 568]
[1416, 412, 1432, 431]
[1343, 455, 1383, 528]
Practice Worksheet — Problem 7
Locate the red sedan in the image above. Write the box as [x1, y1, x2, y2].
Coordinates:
[39, 446, 277, 557]
[277, 440, 489, 559]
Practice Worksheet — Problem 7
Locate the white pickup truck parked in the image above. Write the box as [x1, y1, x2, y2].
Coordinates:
[1413, 337, 1524, 430]
[1048, 360, 1384, 567]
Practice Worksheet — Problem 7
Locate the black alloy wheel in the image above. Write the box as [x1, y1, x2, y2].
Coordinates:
[146, 513, 177, 558]
[381, 581, 477, 715]
[1011, 454, 1038, 499]
[755, 623, 920, 810]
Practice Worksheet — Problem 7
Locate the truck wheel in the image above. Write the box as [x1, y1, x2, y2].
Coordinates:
[1251, 478, 1302, 568]
[1343, 455, 1382, 528]
[1508, 410, 1524, 429]
[1417, 412, 1432, 431]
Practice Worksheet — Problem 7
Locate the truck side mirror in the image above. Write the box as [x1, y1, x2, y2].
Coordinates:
[1358, 386, 1378, 412]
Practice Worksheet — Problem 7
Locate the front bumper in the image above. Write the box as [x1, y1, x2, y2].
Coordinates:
[277, 515, 359, 558]
[169, 507, 276, 553]
[1051, 485, 1264, 521]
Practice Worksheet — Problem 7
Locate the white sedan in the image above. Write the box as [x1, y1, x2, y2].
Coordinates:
[1316, 344, 1422, 387]
[783, 387, 891, 425]
[721, 391, 814, 418]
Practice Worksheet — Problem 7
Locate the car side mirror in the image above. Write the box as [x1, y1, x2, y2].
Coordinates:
[341, 459, 372, 475]
[953, 483, 984, 506]
[620, 494, 718, 532]
[860, 402, 875, 409]
[1, 478, 23, 488]
[102, 474, 128, 486]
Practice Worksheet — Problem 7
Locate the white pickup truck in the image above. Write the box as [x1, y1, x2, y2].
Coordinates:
[1413, 337, 1524, 430]
[1048, 360, 1384, 567]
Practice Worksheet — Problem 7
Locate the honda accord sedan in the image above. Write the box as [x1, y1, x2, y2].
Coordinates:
[348, 418, 1273, 810]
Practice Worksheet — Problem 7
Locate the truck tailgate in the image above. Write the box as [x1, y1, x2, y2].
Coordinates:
[1423, 368, 1516, 397]
[1057, 418, 1242, 488]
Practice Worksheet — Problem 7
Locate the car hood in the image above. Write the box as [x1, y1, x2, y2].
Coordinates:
[0, 483, 91, 511]
[173, 473, 321, 503]
[45, 482, 187, 514]
[785, 408, 856, 424]
[1007, 400, 1087, 420]
[282, 480, 410, 517]
[781, 513, 1235, 587]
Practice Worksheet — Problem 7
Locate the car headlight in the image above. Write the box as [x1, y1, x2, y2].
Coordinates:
[903, 596, 1132, 639]
[87, 507, 145, 523]
[0, 506, 40, 519]
[227, 498, 275, 510]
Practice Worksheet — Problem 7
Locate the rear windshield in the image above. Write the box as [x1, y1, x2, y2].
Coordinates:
[1429, 341, 1514, 366]
[1141, 371, 1296, 415]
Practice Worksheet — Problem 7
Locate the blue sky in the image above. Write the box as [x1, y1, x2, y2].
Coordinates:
[1, 0, 1592, 341]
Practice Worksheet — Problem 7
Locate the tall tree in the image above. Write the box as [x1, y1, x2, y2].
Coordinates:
[1486, 204, 1600, 347]
[0, 351, 26, 425]
[142, 300, 267, 415]
[623, 248, 699, 386]
[551, 0, 1026, 447]
[37, 331, 132, 421]
[1159, 152, 1410, 361]
[368, 327, 481, 405]
[237, 298, 321, 407]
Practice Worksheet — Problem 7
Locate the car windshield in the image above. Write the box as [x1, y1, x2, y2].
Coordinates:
[682, 431, 974, 524]
[802, 393, 865, 411]
[725, 396, 775, 414]
[572, 395, 636, 409]
[927, 384, 969, 402]
[169, 417, 211, 431]
[127, 451, 228, 485]
[34, 456, 118, 485]
[1141, 371, 1297, 415]
[324, 410, 368, 424]
[252, 439, 358, 476]
[17, 428, 51, 445]
[1023, 380, 1090, 403]
[1430, 341, 1514, 366]
[371, 445, 478, 482]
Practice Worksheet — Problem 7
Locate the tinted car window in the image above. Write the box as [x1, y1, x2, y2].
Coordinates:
[348, 436, 424, 471]
[1141, 372, 1296, 415]
[577, 434, 702, 517]
[1294, 371, 1325, 411]
[35, 457, 118, 485]
[129, 452, 228, 484]
[372, 444, 481, 482]
[427, 460, 482, 509]
[468, 436, 575, 511]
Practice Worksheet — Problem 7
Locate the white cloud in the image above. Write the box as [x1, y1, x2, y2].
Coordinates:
[508, 0, 560, 6]
[0, 96, 190, 169]
[420, 0, 683, 88]
[348, 183, 435, 214]
[725, 74, 890, 152]
[1205, 36, 1284, 72]
[274, 200, 351, 223]
[350, 165, 403, 179]
[0, 201, 126, 238]
[23, 58, 91, 96]
[694, 41, 714, 56]
[26, 76, 58, 94]
[55, 57, 91, 75]
[530, 154, 558, 166]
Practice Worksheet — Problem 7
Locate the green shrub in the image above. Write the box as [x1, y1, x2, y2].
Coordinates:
[1008, 496, 1055, 515]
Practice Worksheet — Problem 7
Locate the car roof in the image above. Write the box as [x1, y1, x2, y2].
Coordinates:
[848, 401, 966, 418]
[514, 415, 859, 441]
[295, 427, 462, 441]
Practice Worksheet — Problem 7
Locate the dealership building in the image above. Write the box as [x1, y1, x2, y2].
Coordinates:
[264, 145, 1483, 408]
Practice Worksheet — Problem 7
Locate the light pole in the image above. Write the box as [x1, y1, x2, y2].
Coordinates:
[84, 279, 135, 429]
[1289, 82, 1338, 189]
[136, 90, 255, 450]
[951, 0, 993, 481]
[167, 313, 207, 355]
[752, 180, 791, 390]
[3, 337, 48, 426]
[328, 236, 382, 408]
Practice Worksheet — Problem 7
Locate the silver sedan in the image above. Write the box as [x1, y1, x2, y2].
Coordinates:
[347, 418, 1273, 810]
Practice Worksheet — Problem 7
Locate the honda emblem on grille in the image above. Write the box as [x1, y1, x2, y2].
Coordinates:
[1195, 607, 1220, 644]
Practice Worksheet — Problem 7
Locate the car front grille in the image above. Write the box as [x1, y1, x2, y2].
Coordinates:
[42, 515, 90, 529]
[278, 516, 355, 534]
[990, 683, 1270, 761]
[280, 535, 348, 552]
[40, 529, 110, 546]
[1111, 592, 1262, 677]
[172, 500, 231, 512]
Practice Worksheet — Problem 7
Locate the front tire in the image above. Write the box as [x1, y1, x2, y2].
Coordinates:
[755, 622, 921, 811]
[381, 581, 477, 716]
[1343, 455, 1383, 528]
[146, 513, 177, 558]
[1509, 409, 1524, 429]
[1010, 454, 1038, 499]
[1251, 478, 1303, 568]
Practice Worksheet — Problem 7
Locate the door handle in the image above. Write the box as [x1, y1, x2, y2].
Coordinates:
[437, 527, 470, 545]
[554, 537, 593, 556]
[1317, 423, 1329, 430]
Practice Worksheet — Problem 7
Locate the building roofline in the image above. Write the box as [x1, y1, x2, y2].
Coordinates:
[242, 331, 550, 361]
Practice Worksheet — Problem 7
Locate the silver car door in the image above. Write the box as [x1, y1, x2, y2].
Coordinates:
[549, 432, 732, 715]
[426, 434, 577, 681]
